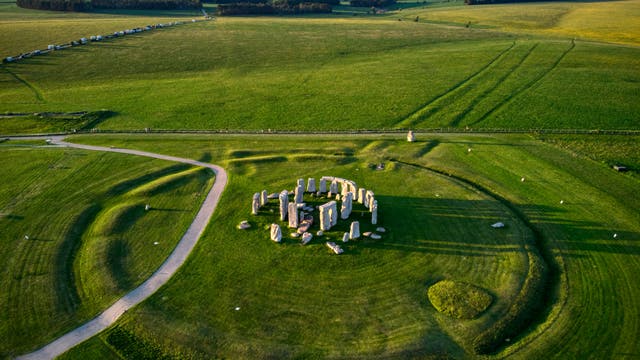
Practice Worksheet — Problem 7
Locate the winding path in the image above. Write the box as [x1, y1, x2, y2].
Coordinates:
[15, 136, 228, 360]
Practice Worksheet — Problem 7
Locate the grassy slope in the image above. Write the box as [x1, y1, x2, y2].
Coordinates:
[0, 142, 214, 357]
[61, 133, 639, 358]
[1, 4, 638, 131]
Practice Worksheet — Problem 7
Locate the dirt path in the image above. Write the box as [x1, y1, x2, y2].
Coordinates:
[15, 136, 228, 360]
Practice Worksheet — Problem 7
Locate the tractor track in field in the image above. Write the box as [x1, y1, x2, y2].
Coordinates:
[393, 40, 516, 129]
[389, 157, 565, 355]
[469, 39, 576, 128]
[13, 136, 228, 360]
[2, 66, 45, 103]
[448, 42, 540, 128]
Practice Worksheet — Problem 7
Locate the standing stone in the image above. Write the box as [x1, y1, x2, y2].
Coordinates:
[330, 180, 339, 194]
[279, 190, 289, 221]
[349, 221, 360, 239]
[297, 178, 305, 188]
[341, 182, 349, 198]
[251, 192, 260, 215]
[261, 190, 268, 206]
[407, 130, 416, 142]
[288, 202, 299, 228]
[270, 224, 282, 243]
[358, 188, 366, 204]
[341, 192, 353, 219]
[319, 178, 327, 193]
[295, 184, 304, 204]
[342, 232, 350, 243]
[307, 178, 316, 193]
[319, 201, 337, 231]
[368, 194, 376, 212]
[371, 200, 378, 225]
[365, 190, 375, 209]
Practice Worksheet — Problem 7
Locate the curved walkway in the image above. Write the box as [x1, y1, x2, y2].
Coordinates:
[16, 136, 228, 360]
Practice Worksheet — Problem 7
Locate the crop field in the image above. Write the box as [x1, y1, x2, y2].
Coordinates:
[1, 0, 639, 358]
[0, 142, 214, 357]
[1, 1, 639, 131]
[43, 133, 637, 358]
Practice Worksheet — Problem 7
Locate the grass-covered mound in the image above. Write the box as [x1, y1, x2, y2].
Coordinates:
[428, 280, 492, 319]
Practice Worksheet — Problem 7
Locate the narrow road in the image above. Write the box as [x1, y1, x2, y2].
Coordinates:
[15, 136, 228, 360]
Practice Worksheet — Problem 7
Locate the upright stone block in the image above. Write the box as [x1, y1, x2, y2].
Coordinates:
[341, 192, 353, 219]
[260, 190, 268, 206]
[295, 184, 304, 204]
[279, 190, 289, 221]
[288, 202, 299, 228]
[307, 178, 316, 193]
[407, 130, 415, 142]
[319, 178, 327, 193]
[358, 188, 366, 204]
[270, 224, 282, 243]
[330, 180, 339, 194]
[319, 200, 337, 231]
[251, 192, 260, 215]
[371, 200, 378, 225]
[349, 221, 360, 239]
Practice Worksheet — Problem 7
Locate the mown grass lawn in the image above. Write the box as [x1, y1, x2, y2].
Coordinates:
[0, 141, 214, 357]
[56, 133, 639, 358]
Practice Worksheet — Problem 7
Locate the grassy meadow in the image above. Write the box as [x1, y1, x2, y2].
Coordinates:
[0, 141, 214, 357]
[50, 133, 639, 358]
[1, 1, 639, 131]
[0, 0, 639, 358]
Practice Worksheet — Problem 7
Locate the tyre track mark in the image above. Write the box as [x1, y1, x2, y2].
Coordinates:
[394, 41, 516, 129]
[469, 40, 576, 127]
[2, 66, 46, 103]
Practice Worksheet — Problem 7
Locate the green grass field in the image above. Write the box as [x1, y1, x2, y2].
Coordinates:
[1, 1, 638, 131]
[1, 0, 639, 358]
[48, 133, 638, 358]
[0, 141, 214, 357]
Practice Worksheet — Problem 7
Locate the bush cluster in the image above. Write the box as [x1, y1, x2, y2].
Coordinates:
[349, 0, 395, 7]
[17, 0, 201, 11]
[16, 0, 91, 11]
[216, 0, 331, 15]
[91, 0, 201, 9]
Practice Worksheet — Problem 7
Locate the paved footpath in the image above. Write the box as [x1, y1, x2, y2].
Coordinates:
[15, 136, 228, 360]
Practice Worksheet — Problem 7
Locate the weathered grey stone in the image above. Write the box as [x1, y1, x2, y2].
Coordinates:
[288, 202, 299, 228]
[319, 178, 327, 193]
[407, 130, 415, 142]
[342, 232, 349, 243]
[376, 227, 386, 233]
[237, 220, 251, 230]
[371, 233, 381, 240]
[341, 192, 353, 219]
[301, 232, 313, 245]
[252, 192, 260, 215]
[358, 188, 366, 204]
[295, 184, 304, 204]
[330, 180, 339, 194]
[316, 230, 323, 236]
[371, 200, 378, 224]
[326, 241, 343, 254]
[291, 232, 300, 238]
[268, 192, 279, 199]
[363, 231, 372, 237]
[307, 178, 316, 193]
[297, 178, 305, 188]
[365, 190, 374, 209]
[261, 190, 268, 206]
[349, 221, 360, 239]
[270, 223, 282, 242]
[319, 201, 337, 231]
[279, 190, 289, 221]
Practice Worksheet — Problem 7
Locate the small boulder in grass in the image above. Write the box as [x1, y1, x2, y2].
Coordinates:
[376, 227, 386, 233]
[237, 221, 251, 230]
[370, 233, 381, 240]
[291, 232, 300, 238]
[363, 231, 372, 237]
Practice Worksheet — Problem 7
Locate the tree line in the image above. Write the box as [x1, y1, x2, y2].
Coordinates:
[17, 0, 201, 11]
[216, 1, 331, 15]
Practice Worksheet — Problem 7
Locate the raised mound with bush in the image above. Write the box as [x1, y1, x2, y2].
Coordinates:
[428, 280, 493, 319]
